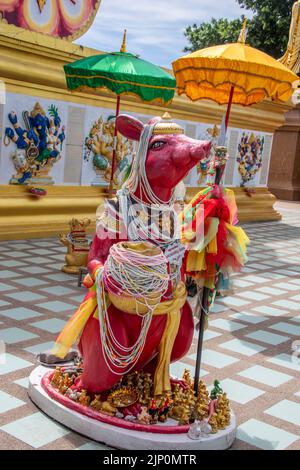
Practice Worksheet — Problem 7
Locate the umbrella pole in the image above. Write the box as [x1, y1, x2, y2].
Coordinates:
[109, 95, 121, 198]
[193, 86, 234, 396]
[193, 286, 209, 396]
[225, 85, 235, 130]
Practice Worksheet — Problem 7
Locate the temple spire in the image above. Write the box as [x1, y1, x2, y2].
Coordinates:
[279, 1, 300, 73]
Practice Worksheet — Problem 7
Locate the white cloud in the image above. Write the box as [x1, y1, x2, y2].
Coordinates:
[77, 0, 248, 67]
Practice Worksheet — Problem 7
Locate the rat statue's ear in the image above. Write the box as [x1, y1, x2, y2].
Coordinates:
[116, 114, 144, 141]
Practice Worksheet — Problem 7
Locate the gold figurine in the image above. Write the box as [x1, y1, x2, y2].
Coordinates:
[51, 367, 62, 387]
[59, 218, 91, 275]
[79, 390, 91, 407]
[195, 380, 210, 421]
[99, 401, 117, 417]
[90, 395, 103, 412]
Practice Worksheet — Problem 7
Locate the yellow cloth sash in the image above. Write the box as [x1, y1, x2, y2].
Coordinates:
[52, 294, 98, 359]
[52, 282, 187, 396]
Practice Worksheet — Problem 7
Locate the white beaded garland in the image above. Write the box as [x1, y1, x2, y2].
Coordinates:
[96, 243, 169, 375]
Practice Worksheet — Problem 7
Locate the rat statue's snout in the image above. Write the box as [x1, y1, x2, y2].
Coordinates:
[190, 140, 212, 162]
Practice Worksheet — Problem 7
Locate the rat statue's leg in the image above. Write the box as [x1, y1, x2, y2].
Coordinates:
[76, 305, 132, 393]
[170, 301, 194, 361]
[75, 305, 170, 393]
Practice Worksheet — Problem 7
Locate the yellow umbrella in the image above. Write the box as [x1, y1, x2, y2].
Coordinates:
[173, 42, 298, 106]
[172, 19, 299, 128]
[172, 20, 299, 395]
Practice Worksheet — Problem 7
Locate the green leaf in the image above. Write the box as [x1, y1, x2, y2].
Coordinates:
[48, 105, 59, 119]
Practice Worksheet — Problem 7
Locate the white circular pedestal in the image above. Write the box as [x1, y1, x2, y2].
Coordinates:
[28, 366, 237, 451]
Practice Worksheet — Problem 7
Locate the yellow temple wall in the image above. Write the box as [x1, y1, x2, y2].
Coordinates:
[0, 23, 290, 240]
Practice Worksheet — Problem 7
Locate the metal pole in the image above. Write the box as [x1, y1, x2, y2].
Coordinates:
[225, 85, 235, 130]
[109, 95, 121, 198]
[193, 87, 234, 394]
[194, 287, 209, 396]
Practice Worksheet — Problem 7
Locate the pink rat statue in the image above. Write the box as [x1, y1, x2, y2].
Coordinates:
[54, 113, 211, 395]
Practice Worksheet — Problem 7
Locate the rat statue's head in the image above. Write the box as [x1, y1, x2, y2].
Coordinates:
[116, 113, 211, 204]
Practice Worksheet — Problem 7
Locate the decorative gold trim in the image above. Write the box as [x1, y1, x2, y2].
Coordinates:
[176, 84, 281, 107]
[67, 85, 174, 107]
[65, 73, 176, 91]
[174, 65, 295, 87]
[152, 127, 183, 135]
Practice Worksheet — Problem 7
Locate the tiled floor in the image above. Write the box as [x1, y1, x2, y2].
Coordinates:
[0, 201, 300, 450]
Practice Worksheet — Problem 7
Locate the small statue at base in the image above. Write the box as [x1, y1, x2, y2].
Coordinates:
[210, 380, 223, 400]
[183, 369, 193, 387]
[207, 392, 231, 433]
[170, 384, 185, 420]
[99, 401, 117, 417]
[79, 390, 91, 407]
[66, 389, 80, 402]
[148, 399, 159, 424]
[90, 395, 102, 411]
[51, 367, 62, 387]
[158, 395, 172, 423]
[208, 413, 219, 434]
[178, 405, 191, 425]
[137, 372, 153, 405]
[195, 380, 210, 421]
[137, 406, 151, 425]
[215, 393, 231, 429]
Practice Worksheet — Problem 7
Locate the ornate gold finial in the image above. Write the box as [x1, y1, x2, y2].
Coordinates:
[37, 0, 47, 13]
[162, 112, 172, 120]
[238, 17, 248, 44]
[120, 29, 127, 53]
[279, 1, 300, 73]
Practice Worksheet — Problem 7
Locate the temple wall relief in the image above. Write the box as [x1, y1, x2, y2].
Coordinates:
[0, 91, 274, 191]
[0, 93, 68, 186]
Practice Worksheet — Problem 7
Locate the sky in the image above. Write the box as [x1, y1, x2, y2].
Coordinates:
[77, 0, 248, 68]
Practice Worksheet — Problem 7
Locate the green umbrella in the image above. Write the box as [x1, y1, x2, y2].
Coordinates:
[64, 31, 176, 194]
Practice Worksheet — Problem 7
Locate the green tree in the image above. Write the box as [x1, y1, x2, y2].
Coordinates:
[184, 0, 294, 59]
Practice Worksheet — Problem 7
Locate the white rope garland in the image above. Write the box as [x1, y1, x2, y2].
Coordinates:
[96, 243, 169, 375]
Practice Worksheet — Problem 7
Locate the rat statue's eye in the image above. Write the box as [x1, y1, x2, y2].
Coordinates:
[150, 141, 165, 150]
